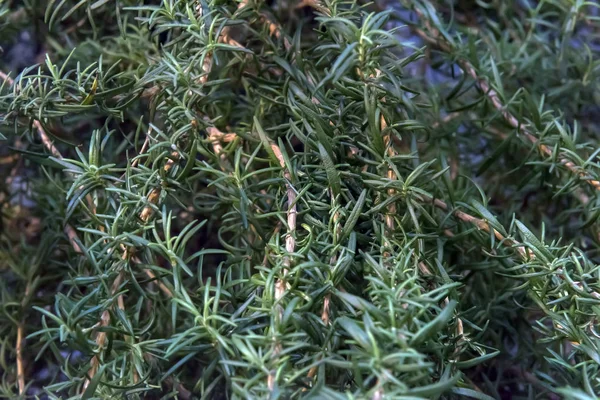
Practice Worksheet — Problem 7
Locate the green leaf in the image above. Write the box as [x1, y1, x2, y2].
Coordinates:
[455, 350, 500, 369]
[410, 301, 457, 346]
[337, 317, 371, 350]
[476, 130, 516, 176]
[406, 372, 462, 397]
[515, 221, 553, 261]
[316, 43, 358, 90]
[470, 200, 507, 237]
[254, 116, 278, 164]
[555, 388, 597, 400]
[489, 57, 504, 99]
[340, 189, 367, 241]
[450, 388, 496, 400]
[82, 364, 105, 400]
[319, 143, 341, 197]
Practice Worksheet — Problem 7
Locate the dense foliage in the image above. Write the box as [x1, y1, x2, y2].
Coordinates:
[1, 0, 599, 398]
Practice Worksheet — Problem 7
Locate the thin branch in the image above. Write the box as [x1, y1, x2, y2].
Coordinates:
[1, 70, 86, 256]
[82, 269, 125, 392]
[1, 70, 176, 395]
[270, 142, 297, 304]
[261, 13, 292, 51]
[1, 72, 62, 160]
[143, 267, 174, 298]
[415, 194, 600, 341]
[237, 0, 292, 51]
[16, 321, 25, 395]
[131, 126, 153, 169]
[207, 126, 233, 171]
[139, 151, 178, 222]
[410, 7, 600, 194]
[267, 141, 296, 392]
[426, 195, 530, 258]
[480, 121, 591, 207]
[426, 194, 598, 297]
[16, 281, 33, 395]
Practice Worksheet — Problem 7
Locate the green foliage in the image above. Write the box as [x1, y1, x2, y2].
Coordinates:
[1, 0, 599, 398]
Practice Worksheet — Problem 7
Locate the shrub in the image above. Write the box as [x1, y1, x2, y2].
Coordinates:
[1, 0, 599, 398]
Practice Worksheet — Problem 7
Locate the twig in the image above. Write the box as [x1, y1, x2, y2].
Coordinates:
[82, 269, 125, 392]
[261, 13, 292, 51]
[65, 224, 84, 254]
[237, 0, 292, 51]
[131, 125, 153, 169]
[410, 7, 600, 194]
[139, 151, 178, 222]
[16, 281, 33, 395]
[1, 70, 85, 255]
[207, 126, 233, 171]
[417, 195, 600, 344]
[16, 321, 25, 395]
[1, 69, 176, 395]
[427, 194, 598, 298]
[2, 57, 195, 397]
[270, 142, 296, 306]
[373, 75, 391, 400]
[481, 122, 591, 206]
[427, 195, 530, 259]
[267, 141, 296, 392]
[143, 267, 174, 298]
[0, 72, 63, 160]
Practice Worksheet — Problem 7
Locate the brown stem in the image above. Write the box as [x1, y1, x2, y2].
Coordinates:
[207, 126, 233, 171]
[0, 72, 62, 160]
[270, 143, 297, 303]
[131, 126, 153, 169]
[421, 195, 600, 345]
[427, 195, 530, 258]
[320, 215, 341, 326]
[139, 150, 179, 222]
[267, 142, 297, 392]
[16, 322, 25, 395]
[82, 269, 125, 392]
[261, 13, 291, 51]
[411, 8, 600, 194]
[481, 122, 591, 207]
[143, 267, 174, 298]
[430, 194, 596, 296]
[237, 0, 292, 51]
[2, 65, 185, 396]
[16, 281, 33, 395]
[2, 70, 85, 255]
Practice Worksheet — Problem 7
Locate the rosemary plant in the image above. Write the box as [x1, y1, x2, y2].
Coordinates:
[1, 0, 599, 398]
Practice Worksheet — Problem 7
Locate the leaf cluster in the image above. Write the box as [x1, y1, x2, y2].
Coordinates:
[0, 0, 599, 399]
